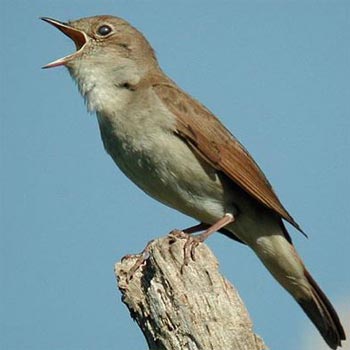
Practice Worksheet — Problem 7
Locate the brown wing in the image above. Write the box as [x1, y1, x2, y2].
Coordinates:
[152, 78, 303, 233]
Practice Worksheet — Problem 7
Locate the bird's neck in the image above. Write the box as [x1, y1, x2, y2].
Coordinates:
[67, 59, 144, 113]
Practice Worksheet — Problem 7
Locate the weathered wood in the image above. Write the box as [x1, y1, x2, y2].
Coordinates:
[115, 232, 266, 350]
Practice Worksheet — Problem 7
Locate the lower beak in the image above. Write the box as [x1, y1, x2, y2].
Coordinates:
[41, 17, 88, 69]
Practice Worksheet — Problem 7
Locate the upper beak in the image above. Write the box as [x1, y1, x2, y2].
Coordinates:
[41, 17, 88, 69]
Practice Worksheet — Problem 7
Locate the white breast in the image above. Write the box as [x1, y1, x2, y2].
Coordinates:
[69, 61, 231, 225]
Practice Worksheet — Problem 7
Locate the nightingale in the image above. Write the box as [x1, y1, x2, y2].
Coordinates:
[42, 16, 345, 349]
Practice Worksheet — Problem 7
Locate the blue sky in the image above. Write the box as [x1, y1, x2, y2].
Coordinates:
[1, 1, 349, 349]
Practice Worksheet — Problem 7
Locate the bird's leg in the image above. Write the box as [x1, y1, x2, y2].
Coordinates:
[183, 213, 235, 265]
[124, 224, 210, 283]
[183, 223, 210, 234]
[125, 215, 235, 281]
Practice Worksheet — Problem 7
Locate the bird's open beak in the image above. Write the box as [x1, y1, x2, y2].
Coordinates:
[41, 17, 89, 69]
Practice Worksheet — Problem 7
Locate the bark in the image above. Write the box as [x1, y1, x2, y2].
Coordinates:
[115, 231, 267, 350]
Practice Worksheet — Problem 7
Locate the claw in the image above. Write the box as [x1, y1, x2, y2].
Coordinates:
[125, 240, 153, 283]
[179, 213, 235, 271]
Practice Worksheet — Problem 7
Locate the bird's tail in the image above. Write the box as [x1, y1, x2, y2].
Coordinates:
[252, 232, 345, 349]
[297, 269, 346, 349]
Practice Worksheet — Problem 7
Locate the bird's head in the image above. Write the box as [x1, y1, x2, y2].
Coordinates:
[42, 15, 158, 76]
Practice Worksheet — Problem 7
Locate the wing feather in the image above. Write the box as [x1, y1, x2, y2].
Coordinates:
[152, 79, 303, 233]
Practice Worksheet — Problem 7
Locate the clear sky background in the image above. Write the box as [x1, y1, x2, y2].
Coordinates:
[1, 1, 349, 350]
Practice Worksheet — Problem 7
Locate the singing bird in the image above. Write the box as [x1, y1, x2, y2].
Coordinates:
[42, 16, 345, 348]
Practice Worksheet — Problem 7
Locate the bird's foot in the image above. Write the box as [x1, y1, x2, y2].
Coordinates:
[170, 213, 235, 271]
[183, 234, 202, 265]
[167, 230, 199, 272]
[122, 239, 154, 283]
[169, 213, 235, 273]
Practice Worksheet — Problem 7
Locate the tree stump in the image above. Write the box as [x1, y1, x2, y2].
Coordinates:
[115, 232, 266, 350]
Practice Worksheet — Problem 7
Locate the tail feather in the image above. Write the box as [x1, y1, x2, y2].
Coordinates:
[298, 269, 346, 349]
[252, 227, 345, 349]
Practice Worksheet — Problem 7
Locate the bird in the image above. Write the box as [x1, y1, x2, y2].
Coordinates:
[41, 15, 345, 349]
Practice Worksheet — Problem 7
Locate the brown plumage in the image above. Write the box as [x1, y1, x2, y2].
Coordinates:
[152, 78, 303, 231]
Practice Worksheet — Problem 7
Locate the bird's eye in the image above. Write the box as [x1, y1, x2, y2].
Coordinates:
[97, 25, 112, 36]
